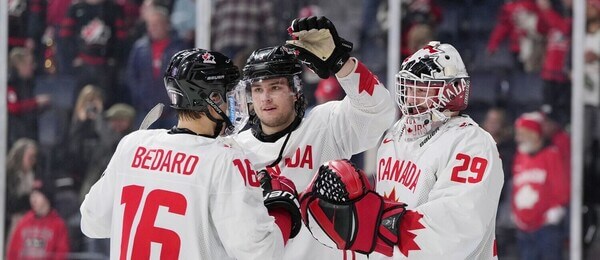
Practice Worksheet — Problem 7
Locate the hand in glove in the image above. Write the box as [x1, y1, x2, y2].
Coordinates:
[257, 170, 302, 239]
[286, 16, 353, 79]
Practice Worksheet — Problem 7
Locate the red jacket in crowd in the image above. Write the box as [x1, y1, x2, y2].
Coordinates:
[7, 210, 70, 260]
[552, 129, 571, 173]
[487, 0, 540, 54]
[511, 145, 570, 232]
[537, 7, 571, 82]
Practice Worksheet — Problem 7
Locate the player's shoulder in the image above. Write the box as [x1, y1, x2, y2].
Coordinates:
[215, 136, 247, 156]
[235, 128, 259, 146]
[301, 102, 339, 127]
[120, 129, 167, 143]
[310, 101, 341, 114]
[445, 115, 496, 146]
[445, 115, 483, 134]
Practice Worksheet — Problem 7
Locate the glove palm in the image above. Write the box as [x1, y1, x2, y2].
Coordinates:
[286, 16, 353, 79]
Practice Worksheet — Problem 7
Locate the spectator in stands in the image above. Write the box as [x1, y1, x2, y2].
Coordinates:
[512, 112, 570, 260]
[585, 0, 600, 108]
[406, 23, 434, 55]
[66, 85, 105, 192]
[315, 76, 343, 105]
[482, 107, 517, 256]
[127, 6, 186, 129]
[8, 0, 46, 53]
[58, 0, 127, 105]
[483, 107, 517, 186]
[79, 103, 136, 201]
[6, 181, 70, 260]
[400, 0, 442, 60]
[537, 0, 572, 127]
[305, 76, 344, 115]
[7, 47, 52, 147]
[170, 0, 196, 47]
[211, 0, 277, 59]
[6, 138, 40, 241]
[487, 0, 544, 72]
[540, 108, 571, 175]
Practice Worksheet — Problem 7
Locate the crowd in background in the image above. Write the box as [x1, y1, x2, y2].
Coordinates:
[5, 0, 600, 259]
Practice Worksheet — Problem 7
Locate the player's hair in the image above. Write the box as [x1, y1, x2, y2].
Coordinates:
[176, 109, 204, 121]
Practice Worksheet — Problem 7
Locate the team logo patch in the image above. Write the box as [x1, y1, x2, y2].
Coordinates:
[81, 18, 111, 45]
[202, 52, 216, 64]
[282, 45, 296, 55]
[401, 56, 442, 79]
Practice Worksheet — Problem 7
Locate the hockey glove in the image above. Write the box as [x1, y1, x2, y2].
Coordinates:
[300, 160, 406, 256]
[257, 170, 302, 239]
[286, 16, 353, 79]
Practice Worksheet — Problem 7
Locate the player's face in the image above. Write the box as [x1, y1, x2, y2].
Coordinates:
[250, 77, 297, 134]
[404, 81, 441, 113]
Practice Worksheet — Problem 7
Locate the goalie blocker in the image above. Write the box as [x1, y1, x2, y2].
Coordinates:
[299, 160, 408, 256]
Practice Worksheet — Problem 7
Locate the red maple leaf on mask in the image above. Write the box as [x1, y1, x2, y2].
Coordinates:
[398, 211, 425, 257]
[356, 62, 379, 96]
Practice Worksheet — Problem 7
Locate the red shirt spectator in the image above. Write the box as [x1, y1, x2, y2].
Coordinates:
[487, 0, 540, 54]
[512, 112, 570, 232]
[537, 0, 571, 82]
[7, 185, 70, 260]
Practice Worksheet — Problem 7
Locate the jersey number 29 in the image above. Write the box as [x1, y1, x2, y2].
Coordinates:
[120, 185, 187, 260]
[451, 153, 488, 184]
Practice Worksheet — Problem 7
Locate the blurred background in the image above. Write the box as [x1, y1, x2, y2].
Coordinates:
[1, 0, 600, 259]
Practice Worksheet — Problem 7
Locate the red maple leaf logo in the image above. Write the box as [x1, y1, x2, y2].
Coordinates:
[398, 211, 425, 257]
[423, 45, 439, 54]
[383, 187, 399, 202]
[356, 62, 378, 96]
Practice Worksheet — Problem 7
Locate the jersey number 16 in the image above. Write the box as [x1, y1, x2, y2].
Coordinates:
[120, 185, 187, 260]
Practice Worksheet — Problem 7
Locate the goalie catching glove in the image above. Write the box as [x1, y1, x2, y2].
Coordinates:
[286, 16, 353, 79]
[299, 160, 407, 256]
[257, 170, 302, 240]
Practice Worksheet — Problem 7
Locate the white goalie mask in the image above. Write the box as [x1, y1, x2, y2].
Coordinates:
[395, 41, 470, 140]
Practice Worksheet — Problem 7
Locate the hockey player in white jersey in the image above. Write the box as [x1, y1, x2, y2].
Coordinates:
[300, 42, 504, 259]
[233, 16, 396, 259]
[80, 48, 302, 259]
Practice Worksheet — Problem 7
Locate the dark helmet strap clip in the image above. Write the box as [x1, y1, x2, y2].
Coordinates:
[202, 95, 234, 136]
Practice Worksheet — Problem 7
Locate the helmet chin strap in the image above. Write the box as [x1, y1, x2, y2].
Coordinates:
[204, 97, 234, 138]
[401, 109, 450, 141]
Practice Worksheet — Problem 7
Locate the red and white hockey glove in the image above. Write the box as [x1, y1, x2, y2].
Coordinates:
[286, 16, 353, 79]
[257, 170, 302, 240]
[300, 160, 406, 256]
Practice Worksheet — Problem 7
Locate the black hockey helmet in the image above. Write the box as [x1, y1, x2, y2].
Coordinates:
[164, 48, 248, 135]
[243, 46, 303, 80]
[242, 46, 306, 119]
[164, 48, 240, 112]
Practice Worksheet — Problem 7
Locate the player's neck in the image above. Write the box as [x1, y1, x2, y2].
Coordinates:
[260, 113, 298, 135]
[177, 117, 217, 136]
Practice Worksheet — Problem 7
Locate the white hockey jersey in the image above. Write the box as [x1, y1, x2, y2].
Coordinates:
[234, 60, 396, 260]
[80, 129, 285, 260]
[373, 115, 504, 260]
